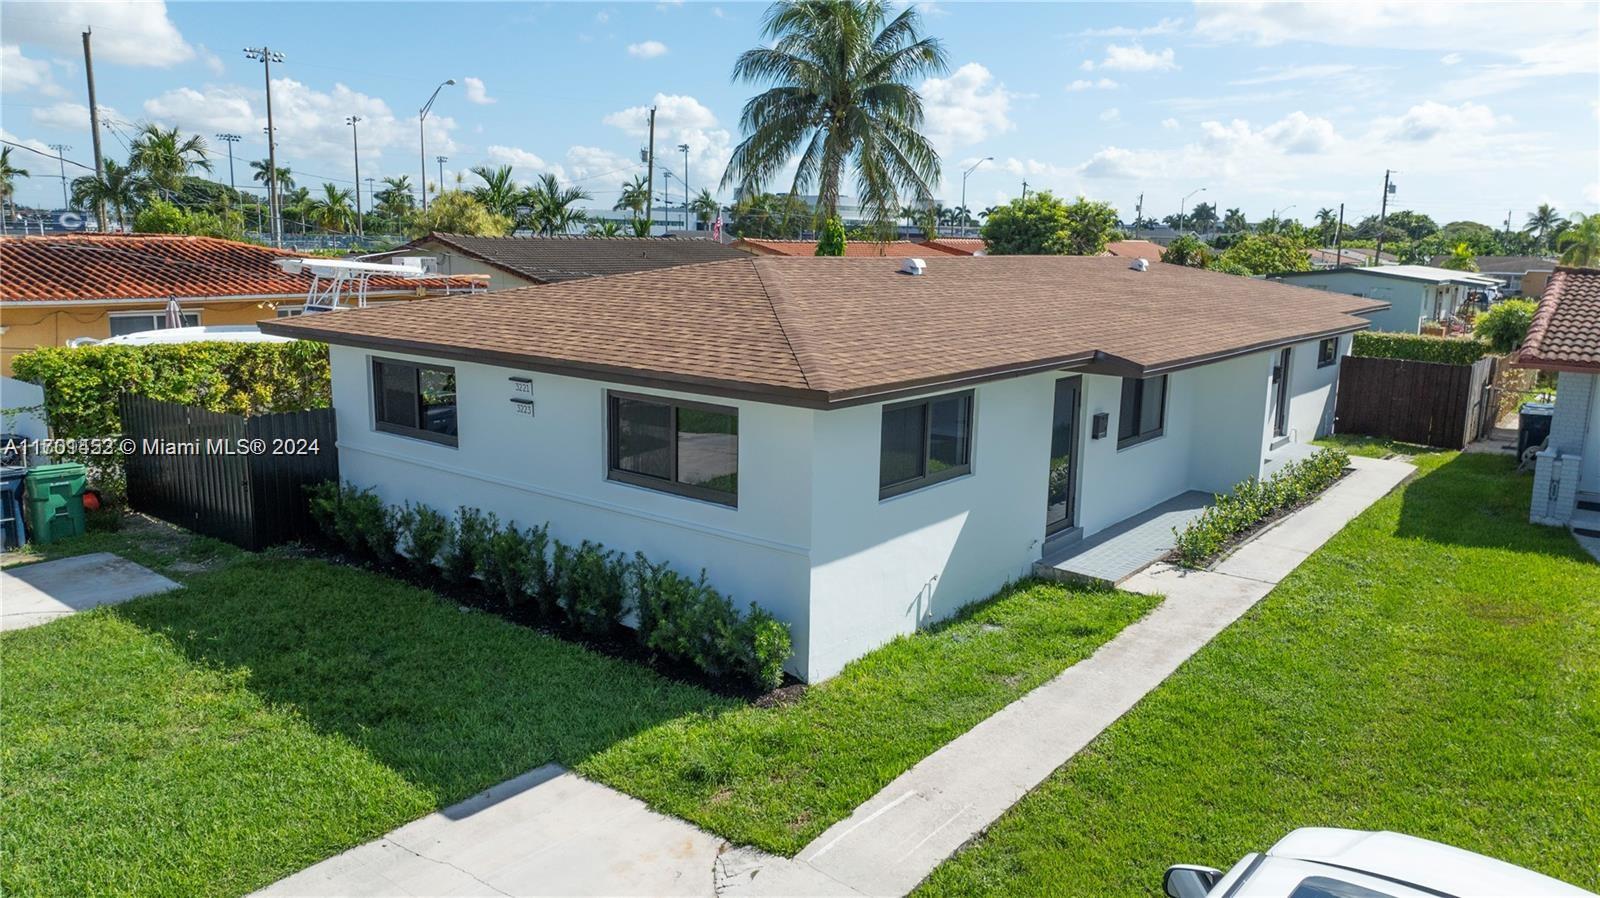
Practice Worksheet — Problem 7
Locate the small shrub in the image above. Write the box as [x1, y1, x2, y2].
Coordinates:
[481, 522, 548, 609]
[728, 604, 792, 691]
[1353, 332, 1493, 365]
[561, 540, 627, 636]
[396, 502, 451, 576]
[1172, 447, 1349, 568]
[336, 485, 398, 563]
[306, 481, 340, 540]
[442, 506, 495, 586]
[1474, 299, 1538, 354]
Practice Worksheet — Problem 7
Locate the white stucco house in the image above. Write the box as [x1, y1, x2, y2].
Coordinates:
[1516, 267, 1600, 535]
[263, 256, 1386, 681]
[1269, 265, 1500, 334]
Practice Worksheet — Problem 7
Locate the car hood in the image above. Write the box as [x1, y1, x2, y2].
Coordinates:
[1268, 829, 1594, 897]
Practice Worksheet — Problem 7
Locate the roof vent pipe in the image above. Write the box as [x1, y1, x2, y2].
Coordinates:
[1131, 258, 1150, 271]
[901, 257, 926, 276]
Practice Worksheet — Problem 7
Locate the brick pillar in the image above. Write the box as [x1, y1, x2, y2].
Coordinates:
[1530, 372, 1594, 526]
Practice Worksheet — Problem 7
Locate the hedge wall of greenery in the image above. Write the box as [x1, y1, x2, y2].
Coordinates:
[11, 341, 331, 440]
[1351, 332, 1494, 365]
[1172, 447, 1349, 568]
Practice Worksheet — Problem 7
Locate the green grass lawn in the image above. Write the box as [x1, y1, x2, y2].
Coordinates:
[919, 451, 1600, 896]
[580, 581, 1159, 854]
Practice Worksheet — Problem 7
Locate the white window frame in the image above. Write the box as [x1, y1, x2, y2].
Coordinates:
[107, 309, 201, 336]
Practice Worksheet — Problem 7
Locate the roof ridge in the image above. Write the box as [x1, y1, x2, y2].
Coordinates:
[748, 257, 824, 393]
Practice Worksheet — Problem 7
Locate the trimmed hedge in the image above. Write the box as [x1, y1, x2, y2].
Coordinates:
[1351, 332, 1494, 365]
[308, 482, 792, 691]
[1172, 447, 1349, 568]
[11, 341, 331, 440]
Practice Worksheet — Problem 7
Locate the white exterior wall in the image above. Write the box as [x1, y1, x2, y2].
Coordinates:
[328, 346, 819, 677]
[1584, 374, 1600, 495]
[1280, 271, 1426, 334]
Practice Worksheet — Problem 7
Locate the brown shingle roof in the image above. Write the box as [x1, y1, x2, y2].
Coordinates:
[261, 255, 1388, 407]
[0, 234, 479, 302]
[919, 238, 986, 255]
[392, 233, 748, 284]
[1104, 239, 1165, 258]
[734, 238, 964, 257]
[1517, 267, 1600, 372]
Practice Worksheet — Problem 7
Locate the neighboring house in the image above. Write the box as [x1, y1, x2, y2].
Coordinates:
[1426, 254, 1557, 296]
[369, 233, 750, 292]
[734, 238, 966, 257]
[1307, 247, 1398, 269]
[0, 234, 480, 375]
[919, 237, 987, 256]
[1268, 265, 1501, 334]
[1517, 266, 1600, 534]
[263, 255, 1384, 682]
[1105, 239, 1166, 259]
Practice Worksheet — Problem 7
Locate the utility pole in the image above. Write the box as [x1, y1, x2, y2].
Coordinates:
[1373, 168, 1395, 265]
[48, 144, 71, 208]
[1021, 179, 1029, 202]
[1133, 192, 1143, 239]
[1333, 202, 1345, 268]
[678, 142, 690, 232]
[645, 106, 656, 235]
[244, 46, 285, 246]
[436, 156, 447, 195]
[346, 116, 362, 236]
[82, 30, 107, 230]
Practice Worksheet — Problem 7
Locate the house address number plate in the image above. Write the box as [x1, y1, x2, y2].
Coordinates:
[509, 377, 534, 417]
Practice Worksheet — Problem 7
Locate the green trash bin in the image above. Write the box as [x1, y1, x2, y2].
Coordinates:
[23, 463, 88, 545]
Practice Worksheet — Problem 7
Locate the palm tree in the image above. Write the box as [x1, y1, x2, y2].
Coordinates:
[376, 175, 415, 218]
[722, 0, 948, 226]
[70, 160, 144, 232]
[1440, 242, 1479, 272]
[306, 183, 356, 232]
[1556, 211, 1600, 267]
[522, 173, 591, 236]
[470, 165, 522, 220]
[281, 186, 313, 234]
[1189, 201, 1219, 233]
[690, 188, 721, 226]
[1223, 207, 1248, 234]
[586, 220, 624, 237]
[0, 146, 28, 226]
[128, 124, 210, 198]
[1524, 203, 1564, 252]
[614, 174, 650, 215]
[249, 158, 294, 193]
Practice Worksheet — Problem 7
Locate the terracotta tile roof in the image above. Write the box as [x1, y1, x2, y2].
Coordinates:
[390, 232, 748, 283]
[264, 255, 1387, 408]
[1104, 239, 1166, 258]
[1517, 267, 1600, 372]
[0, 234, 478, 303]
[733, 238, 964, 257]
[919, 238, 986, 255]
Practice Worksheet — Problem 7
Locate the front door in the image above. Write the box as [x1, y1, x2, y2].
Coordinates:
[1046, 377, 1081, 535]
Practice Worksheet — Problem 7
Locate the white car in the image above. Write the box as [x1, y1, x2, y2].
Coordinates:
[1164, 828, 1595, 898]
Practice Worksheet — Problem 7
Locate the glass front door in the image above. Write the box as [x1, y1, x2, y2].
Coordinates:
[1046, 377, 1081, 535]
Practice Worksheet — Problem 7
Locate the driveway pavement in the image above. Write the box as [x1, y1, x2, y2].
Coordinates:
[0, 552, 178, 631]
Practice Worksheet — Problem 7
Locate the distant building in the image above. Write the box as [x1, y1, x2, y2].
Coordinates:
[1307, 247, 1398, 269]
[368, 233, 748, 292]
[1268, 265, 1501, 334]
[733, 238, 966, 258]
[1425, 254, 1557, 296]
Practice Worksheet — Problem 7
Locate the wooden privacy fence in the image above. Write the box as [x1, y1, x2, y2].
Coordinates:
[1334, 355, 1500, 450]
[119, 395, 338, 550]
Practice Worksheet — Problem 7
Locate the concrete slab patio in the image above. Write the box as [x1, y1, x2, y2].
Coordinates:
[0, 552, 178, 631]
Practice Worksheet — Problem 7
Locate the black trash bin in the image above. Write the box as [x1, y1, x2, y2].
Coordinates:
[1518, 402, 1555, 460]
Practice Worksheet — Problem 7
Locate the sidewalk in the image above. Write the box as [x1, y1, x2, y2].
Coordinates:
[258, 455, 1415, 898]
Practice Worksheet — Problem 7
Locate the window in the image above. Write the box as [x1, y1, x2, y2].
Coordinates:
[108, 310, 200, 336]
[1272, 348, 1292, 439]
[1117, 376, 1167, 449]
[879, 390, 974, 498]
[372, 357, 458, 445]
[1318, 337, 1338, 368]
[608, 391, 738, 506]
[1287, 876, 1398, 898]
[276, 306, 305, 317]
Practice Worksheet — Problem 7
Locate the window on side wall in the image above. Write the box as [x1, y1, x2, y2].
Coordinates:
[608, 391, 738, 506]
[1318, 337, 1338, 368]
[879, 390, 974, 499]
[108, 311, 201, 336]
[372, 357, 458, 446]
[1117, 375, 1167, 449]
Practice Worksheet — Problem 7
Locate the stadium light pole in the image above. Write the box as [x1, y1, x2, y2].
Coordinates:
[243, 46, 285, 246]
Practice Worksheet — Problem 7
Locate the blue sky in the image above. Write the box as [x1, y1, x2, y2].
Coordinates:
[3, 0, 1597, 227]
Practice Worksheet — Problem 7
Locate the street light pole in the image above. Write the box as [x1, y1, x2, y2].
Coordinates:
[1178, 186, 1206, 234]
[678, 143, 689, 232]
[419, 79, 455, 212]
[346, 116, 362, 236]
[961, 156, 992, 237]
[244, 46, 285, 246]
[48, 144, 71, 208]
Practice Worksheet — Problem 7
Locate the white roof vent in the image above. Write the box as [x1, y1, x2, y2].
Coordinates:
[1130, 257, 1150, 271]
[900, 257, 926, 276]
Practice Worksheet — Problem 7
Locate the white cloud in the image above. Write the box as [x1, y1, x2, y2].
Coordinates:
[1067, 78, 1119, 92]
[564, 146, 638, 183]
[604, 94, 731, 185]
[1073, 18, 1183, 38]
[1, 45, 62, 96]
[627, 40, 669, 59]
[1261, 111, 1337, 153]
[1161, 118, 1181, 130]
[596, 10, 611, 23]
[463, 77, 496, 105]
[1079, 146, 1162, 180]
[1099, 107, 1121, 123]
[1373, 100, 1499, 142]
[920, 62, 1015, 149]
[32, 102, 125, 132]
[0, 0, 193, 67]
[1084, 43, 1178, 73]
[198, 45, 226, 76]
[486, 145, 562, 180]
[1440, 52, 1463, 65]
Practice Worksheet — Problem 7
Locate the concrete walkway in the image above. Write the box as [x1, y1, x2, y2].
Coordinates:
[720, 455, 1415, 897]
[257, 456, 1414, 898]
[0, 552, 178, 631]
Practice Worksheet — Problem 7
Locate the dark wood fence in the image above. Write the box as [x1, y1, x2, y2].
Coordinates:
[119, 395, 338, 550]
[1334, 355, 1500, 449]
